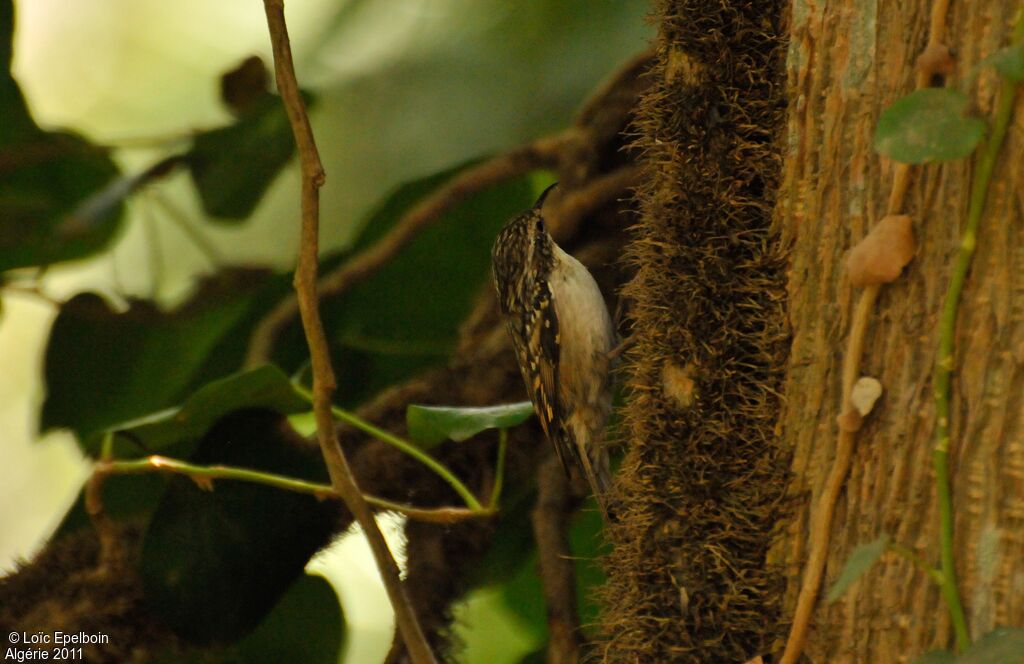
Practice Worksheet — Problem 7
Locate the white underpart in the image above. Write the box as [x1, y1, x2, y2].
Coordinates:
[549, 243, 615, 447]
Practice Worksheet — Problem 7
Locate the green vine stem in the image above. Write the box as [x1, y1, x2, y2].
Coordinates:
[489, 428, 508, 508]
[293, 384, 485, 511]
[932, 14, 1023, 652]
[99, 455, 492, 522]
[887, 542, 945, 587]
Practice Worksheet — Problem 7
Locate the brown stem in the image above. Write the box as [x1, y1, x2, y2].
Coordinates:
[532, 456, 583, 664]
[547, 165, 641, 241]
[260, 3, 435, 662]
[244, 134, 565, 366]
[84, 466, 119, 573]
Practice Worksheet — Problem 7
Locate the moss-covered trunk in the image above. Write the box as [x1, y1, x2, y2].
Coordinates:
[605, 0, 1024, 661]
[601, 1, 790, 661]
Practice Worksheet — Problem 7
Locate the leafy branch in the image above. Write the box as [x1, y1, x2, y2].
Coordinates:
[86, 397, 526, 523]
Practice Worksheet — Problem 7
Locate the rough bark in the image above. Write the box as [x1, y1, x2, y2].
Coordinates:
[773, 0, 1024, 661]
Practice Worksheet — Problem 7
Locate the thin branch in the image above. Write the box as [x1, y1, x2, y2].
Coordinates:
[0, 283, 63, 307]
[886, 542, 945, 587]
[363, 496, 494, 524]
[531, 456, 583, 664]
[244, 134, 565, 366]
[489, 428, 508, 508]
[149, 190, 226, 268]
[783, 284, 879, 661]
[96, 454, 491, 524]
[85, 434, 120, 573]
[260, 3, 435, 662]
[328, 402, 484, 511]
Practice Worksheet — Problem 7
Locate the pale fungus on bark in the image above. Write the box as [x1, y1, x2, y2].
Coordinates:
[836, 377, 883, 432]
[850, 376, 884, 417]
[846, 214, 915, 287]
[915, 42, 956, 78]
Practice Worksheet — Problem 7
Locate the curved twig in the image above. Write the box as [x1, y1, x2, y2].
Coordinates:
[243, 135, 566, 366]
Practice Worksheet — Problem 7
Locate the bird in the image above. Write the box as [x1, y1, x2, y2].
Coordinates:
[491, 183, 616, 521]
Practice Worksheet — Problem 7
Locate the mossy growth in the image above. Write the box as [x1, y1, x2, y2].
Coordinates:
[600, 0, 791, 661]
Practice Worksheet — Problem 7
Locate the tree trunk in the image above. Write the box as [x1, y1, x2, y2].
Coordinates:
[775, 0, 1024, 661]
[601, 1, 791, 661]
[603, 0, 1024, 661]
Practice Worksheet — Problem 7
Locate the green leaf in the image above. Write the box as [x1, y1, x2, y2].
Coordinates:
[827, 535, 890, 603]
[981, 44, 1024, 82]
[0, 3, 127, 272]
[0, 130, 125, 271]
[406, 401, 534, 447]
[187, 92, 310, 221]
[231, 573, 344, 664]
[141, 410, 336, 644]
[41, 269, 278, 452]
[110, 365, 309, 456]
[960, 627, 1024, 664]
[874, 89, 986, 164]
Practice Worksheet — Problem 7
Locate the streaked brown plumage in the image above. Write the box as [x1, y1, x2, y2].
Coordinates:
[491, 184, 615, 521]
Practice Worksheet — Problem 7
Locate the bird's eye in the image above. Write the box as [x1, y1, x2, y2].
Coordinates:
[535, 218, 545, 233]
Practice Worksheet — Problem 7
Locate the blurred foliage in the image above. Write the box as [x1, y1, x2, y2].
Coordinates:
[140, 409, 336, 644]
[4, 0, 650, 660]
[827, 535, 889, 603]
[0, 2, 123, 270]
[498, 501, 608, 638]
[909, 628, 1024, 664]
[101, 366, 310, 458]
[41, 272, 280, 452]
[981, 43, 1024, 82]
[188, 91, 309, 221]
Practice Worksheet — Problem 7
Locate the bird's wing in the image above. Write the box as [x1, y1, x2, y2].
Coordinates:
[508, 281, 579, 476]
